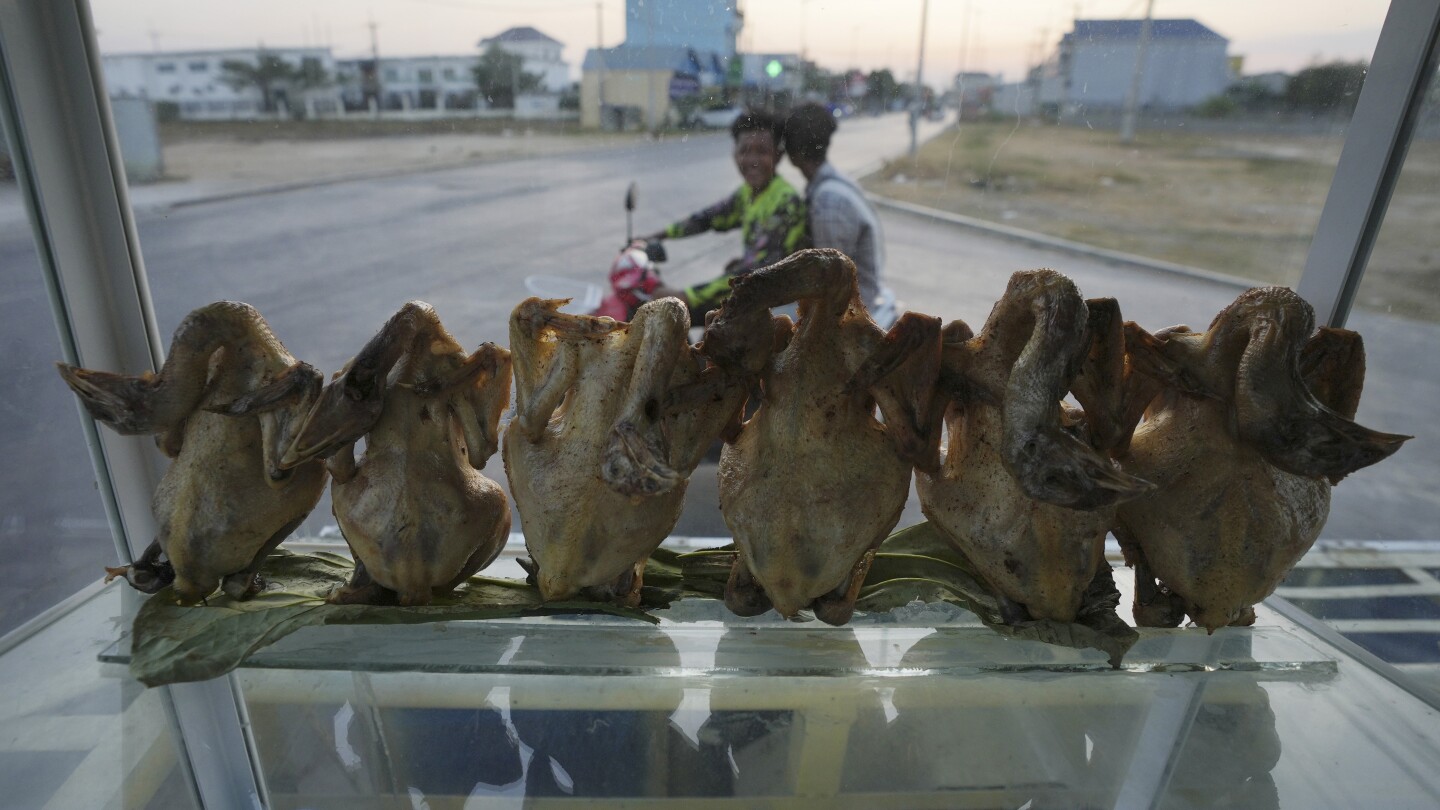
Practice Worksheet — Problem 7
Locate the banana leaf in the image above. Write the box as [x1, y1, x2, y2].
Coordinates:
[868, 522, 1138, 668]
[128, 550, 657, 687]
[126, 523, 1136, 687]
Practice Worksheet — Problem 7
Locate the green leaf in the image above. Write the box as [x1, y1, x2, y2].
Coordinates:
[126, 523, 1139, 687]
[129, 550, 655, 687]
[865, 522, 1139, 667]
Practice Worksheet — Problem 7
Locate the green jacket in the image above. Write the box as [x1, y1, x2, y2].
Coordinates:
[663, 175, 809, 316]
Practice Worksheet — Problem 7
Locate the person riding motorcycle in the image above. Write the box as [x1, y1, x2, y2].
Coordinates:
[643, 108, 809, 322]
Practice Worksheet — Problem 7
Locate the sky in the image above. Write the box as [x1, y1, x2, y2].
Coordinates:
[90, 0, 1392, 86]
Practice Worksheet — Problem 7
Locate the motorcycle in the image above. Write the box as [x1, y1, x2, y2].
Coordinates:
[524, 183, 666, 322]
[524, 182, 901, 328]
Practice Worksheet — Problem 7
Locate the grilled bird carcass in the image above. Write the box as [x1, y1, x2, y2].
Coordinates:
[702, 248, 943, 625]
[503, 296, 747, 606]
[58, 302, 327, 603]
[916, 269, 1153, 623]
[281, 302, 512, 606]
[1115, 287, 1409, 631]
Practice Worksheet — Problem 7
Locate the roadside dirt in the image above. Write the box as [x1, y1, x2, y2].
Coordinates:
[148, 118, 1438, 322]
[863, 121, 1440, 323]
[157, 119, 637, 189]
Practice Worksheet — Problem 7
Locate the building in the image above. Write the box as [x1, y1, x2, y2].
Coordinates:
[1041, 19, 1233, 116]
[101, 47, 339, 120]
[624, 0, 742, 57]
[581, 45, 726, 130]
[578, 0, 744, 130]
[334, 54, 480, 111]
[478, 26, 570, 92]
[952, 71, 999, 119]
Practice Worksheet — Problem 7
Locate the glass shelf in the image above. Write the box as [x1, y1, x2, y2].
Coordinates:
[99, 601, 1342, 680]
[0, 575, 1427, 808]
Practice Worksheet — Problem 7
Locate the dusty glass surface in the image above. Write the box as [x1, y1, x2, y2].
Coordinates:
[214, 600, 1438, 807]
[0, 174, 117, 638]
[1283, 49, 1440, 682]
[0, 585, 197, 810]
[73, 0, 1396, 542]
[5, 1, 1439, 807]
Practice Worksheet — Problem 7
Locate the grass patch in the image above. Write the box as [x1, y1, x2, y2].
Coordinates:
[863, 121, 1408, 306]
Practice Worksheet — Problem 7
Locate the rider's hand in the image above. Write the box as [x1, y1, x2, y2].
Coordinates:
[651, 283, 686, 302]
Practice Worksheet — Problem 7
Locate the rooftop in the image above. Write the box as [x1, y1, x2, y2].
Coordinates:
[479, 26, 562, 47]
[1067, 18, 1227, 43]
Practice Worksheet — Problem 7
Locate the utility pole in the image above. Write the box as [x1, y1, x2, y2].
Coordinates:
[909, 0, 929, 159]
[1119, 0, 1154, 144]
[368, 17, 382, 116]
[800, 0, 810, 63]
[646, 0, 657, 131]
[596, 2, 606, 119]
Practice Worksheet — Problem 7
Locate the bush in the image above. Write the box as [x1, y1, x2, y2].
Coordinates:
[1194, 95, 1238, 118]
[155, 101, 181, 123]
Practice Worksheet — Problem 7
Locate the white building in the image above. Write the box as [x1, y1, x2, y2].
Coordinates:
[1041, 19, 1234, 115]
[334, 55, 481, 111]
[477, 26, 570, 92]
[101, 48, 338, 120]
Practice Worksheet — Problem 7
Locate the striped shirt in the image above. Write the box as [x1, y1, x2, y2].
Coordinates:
[806, 162, 885, 308]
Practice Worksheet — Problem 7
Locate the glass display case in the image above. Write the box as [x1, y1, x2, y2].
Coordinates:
[2, 0, 1438, 807]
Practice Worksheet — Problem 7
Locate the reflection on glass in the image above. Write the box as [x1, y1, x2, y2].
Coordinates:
[0, 589, 198, 809]
[1292, 55, 1440, 684]
[74, 1, 1387, 547]
[0, 181, 117, 637]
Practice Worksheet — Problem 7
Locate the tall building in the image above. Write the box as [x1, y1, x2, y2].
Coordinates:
[1040, 19, 1233, 113]
[625, 0, 742, 58]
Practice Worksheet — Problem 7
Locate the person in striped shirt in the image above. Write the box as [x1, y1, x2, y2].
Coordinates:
[645, 109, 809, 322]
[783, 102, 894, 325]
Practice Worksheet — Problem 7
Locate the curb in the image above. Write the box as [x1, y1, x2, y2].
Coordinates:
[867, 193, 1255, 291]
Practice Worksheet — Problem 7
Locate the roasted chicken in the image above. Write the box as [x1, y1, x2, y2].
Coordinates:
[58, 301, 326, 603]
[280, 302, 512, 606]
[916, 270, 1153, 623]
[503, 296, 747, 605]
[702, 249, 942, 625]
[1115, 287, 1410, 631]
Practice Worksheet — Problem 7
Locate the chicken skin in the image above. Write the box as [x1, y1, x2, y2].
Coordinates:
[702, 249, 943, 625]
[916, 270, 1153, 624]
[503, 296, 747, 606]
[1115, 287, 1410, 631]
[58, 301, 327, 603]
[281, 302, 512, 606]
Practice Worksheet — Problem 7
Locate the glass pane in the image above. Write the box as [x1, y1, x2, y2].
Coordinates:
[1280, 48, 1440, 691]
[84, 0, 1391, 544]
[225, 604, 1440, 806]
[0, 135, 119, 637]
[0, 586, 199, 809]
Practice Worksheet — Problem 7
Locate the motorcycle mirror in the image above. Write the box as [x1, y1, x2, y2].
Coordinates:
[624, 182, 637, 212]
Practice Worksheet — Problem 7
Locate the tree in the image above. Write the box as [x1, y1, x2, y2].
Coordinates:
[864, 69, 899, 113]
[473, 44, 543, 109]
[220, 51, 309, 113]
[800, 60, 832, 97]
[293, 56, 331, 93]
[1285, 60, 1368, 115]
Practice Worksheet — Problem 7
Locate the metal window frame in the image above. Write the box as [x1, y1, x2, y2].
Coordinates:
[1297, 0, 1440, 327]
[0, 0, 1437, 807]
[0, 2, 267, 808]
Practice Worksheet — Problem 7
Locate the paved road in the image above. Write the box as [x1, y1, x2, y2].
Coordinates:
[2, 112, 1435, 636]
